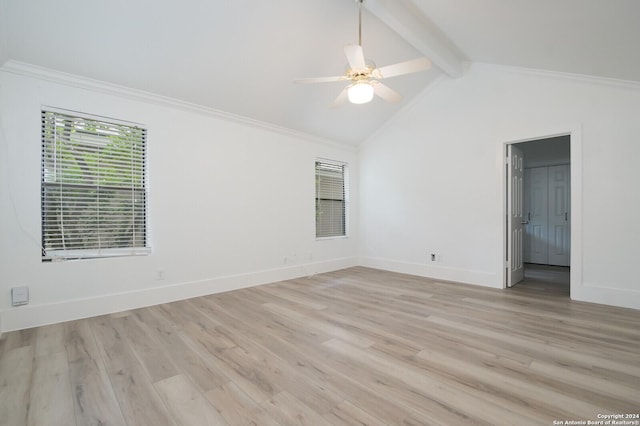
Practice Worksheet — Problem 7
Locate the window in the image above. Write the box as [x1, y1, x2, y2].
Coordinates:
[315, 159, 348, 238]
[41, 109, 148, 260]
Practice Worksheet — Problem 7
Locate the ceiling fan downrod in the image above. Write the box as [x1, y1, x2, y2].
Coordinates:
[356, 0, 364, 47]
[293, 0, 430, 107]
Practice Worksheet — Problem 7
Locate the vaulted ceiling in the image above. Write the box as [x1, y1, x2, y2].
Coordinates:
[2, 0, 639, 145]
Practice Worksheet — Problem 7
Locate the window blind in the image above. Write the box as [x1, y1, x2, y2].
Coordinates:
[315, 160, 347, 238]
[41, 110, 148, 260]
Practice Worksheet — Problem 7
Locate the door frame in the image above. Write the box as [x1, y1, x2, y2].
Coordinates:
[501, 125, 583, 300]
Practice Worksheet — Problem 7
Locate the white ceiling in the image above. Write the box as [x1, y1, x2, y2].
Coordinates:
[2, 0, 639, 145]
[412, 0, 640, 82]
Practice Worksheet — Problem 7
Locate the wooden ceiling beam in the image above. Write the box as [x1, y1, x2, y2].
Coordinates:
[364, 0, 466, 78]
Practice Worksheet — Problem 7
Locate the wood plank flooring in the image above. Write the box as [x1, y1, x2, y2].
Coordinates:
[1, 267, 639, 425]
[518, 263, 571, 297]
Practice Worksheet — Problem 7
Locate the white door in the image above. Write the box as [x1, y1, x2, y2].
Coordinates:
[526, 167, 549, 264]
[548, 165, 570, 266]
[523, 169, 531, 262]
[507, 145, 525, 287]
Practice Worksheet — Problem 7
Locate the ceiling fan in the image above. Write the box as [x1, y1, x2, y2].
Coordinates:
[294, 0, 431, 107]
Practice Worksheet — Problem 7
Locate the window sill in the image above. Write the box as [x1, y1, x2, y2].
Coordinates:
[316, 236, 349, 241]
[43, 247, 152, 262]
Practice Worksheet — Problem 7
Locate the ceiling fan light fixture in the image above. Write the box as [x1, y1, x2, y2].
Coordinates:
[293, 0, 430, 107]
[347, 82, 374, 104]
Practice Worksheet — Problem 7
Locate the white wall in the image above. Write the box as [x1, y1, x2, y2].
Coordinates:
[3, 61, 639, 332]
[0, 66, 358, 331]
[359, 64, 640, 309]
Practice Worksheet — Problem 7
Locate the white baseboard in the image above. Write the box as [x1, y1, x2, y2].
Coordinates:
[358, 256, 499, 288]
[359, 257, 640, 311]
[572, 283, 640, 311]
[6, 257, 634, 332]
[0, 257, 357, 332]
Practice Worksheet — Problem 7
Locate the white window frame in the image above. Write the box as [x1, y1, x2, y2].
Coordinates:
[41, 108, 150, 261]
[315, 158, 349, 239]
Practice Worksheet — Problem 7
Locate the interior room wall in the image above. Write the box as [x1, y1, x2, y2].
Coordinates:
[358, 64, 640, 309]
[0, 68, 358, 332]
[519, 136, 570, 168]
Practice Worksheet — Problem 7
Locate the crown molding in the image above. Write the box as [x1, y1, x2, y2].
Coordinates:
[0, 60, 355, 152]
[471, 62, 640, 91]
[359, 59, 640, 148]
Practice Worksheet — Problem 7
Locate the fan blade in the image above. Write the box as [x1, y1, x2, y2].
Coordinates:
[331, 87, 349, 108]
[344, 44, 366, 70]
[373, 82, 402, 104]
[373, 57, 431, 79]
[294, 76, 347, 84]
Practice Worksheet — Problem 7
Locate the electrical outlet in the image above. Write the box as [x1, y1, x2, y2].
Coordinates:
[156, 269, 165, 281]
[428, 252, 444, 262]
[11, 286, 29, 306]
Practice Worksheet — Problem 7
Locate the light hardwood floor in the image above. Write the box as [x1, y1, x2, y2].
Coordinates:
[1, 267, 639, 425]
[519, 263, 571, 297]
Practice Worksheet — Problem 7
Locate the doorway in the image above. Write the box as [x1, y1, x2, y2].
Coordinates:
[518, 264, 570, 297]
[505, 135, 572, 296]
